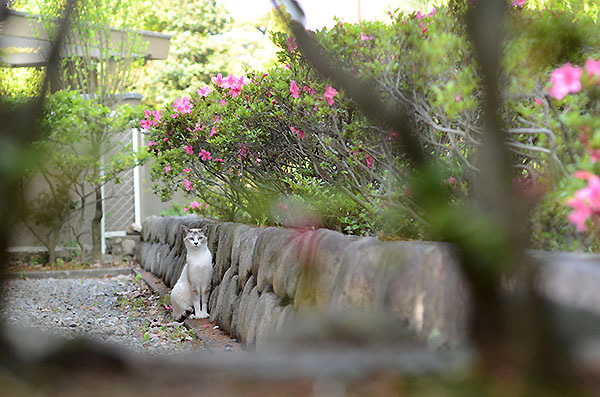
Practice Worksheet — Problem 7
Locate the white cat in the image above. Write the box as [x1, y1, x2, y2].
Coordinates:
[171, 225, 213, 321]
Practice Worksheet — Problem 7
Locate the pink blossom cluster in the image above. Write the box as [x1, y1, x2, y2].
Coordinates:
[323, 85, 338, 105]
[290, 125, 305, 138]
[415, 7, 436, 34]
[549, 59, 600, 100]
[140, 109, 163, 130]
[184, 201, 210, 213]
[567, 171, 600, 232]
[197, 86, 211, 97]
[512, 0, 527, 7]
[173, 96, 193, 114]
[211, 73, 248, 97]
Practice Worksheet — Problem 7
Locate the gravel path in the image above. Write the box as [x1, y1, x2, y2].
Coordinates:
[0, 273, 205, 355]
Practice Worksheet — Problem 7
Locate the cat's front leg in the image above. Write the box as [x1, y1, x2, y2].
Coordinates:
[189, 287, 203, 319]
[196, 285, 210, 319]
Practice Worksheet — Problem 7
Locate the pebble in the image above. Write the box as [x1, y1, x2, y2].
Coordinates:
[0, 275, 205, 356]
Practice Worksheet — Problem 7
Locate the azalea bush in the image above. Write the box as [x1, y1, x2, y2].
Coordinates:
[142, 2, 600, 247]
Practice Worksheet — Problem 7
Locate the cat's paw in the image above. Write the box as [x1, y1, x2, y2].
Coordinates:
[196, 311, 209, 319]
[188, 314, 197, 320]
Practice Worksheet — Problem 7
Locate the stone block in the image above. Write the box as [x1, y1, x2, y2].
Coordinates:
[210, 267, 233, 324]
[272, 241, 300, 301]
[235, 275, 256, 340]
[237, 228, 262, 289]
[220, 274, 241, 335]
[327, 237, 387, 310]
[255, 294, 283, 351]
[126, 223, 142, 235]
[159, 245, 177, 280]
[274, 304, 295, 336]
[166, 253, 186, 288]
[141, 216, 157, 242]
[157, 218, 169, 245]
[256, 229, 295, 293]
[293, 229, 355, 310]
[213, 223, 242, 286]
[381, 242, 471, 348]
[251, 227, 280, 277]
[230, 225, 252, 274]
[238, 283, 259, 345]
[122, 237, 137, 258]
[247, 291, 279, 348]
[209, 284, 220, 317]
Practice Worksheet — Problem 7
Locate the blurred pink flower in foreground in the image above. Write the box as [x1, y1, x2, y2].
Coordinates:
[567, 171, 600, 232]
[512, 0, 527, 7]
[585, 58, 600, 80]
[549, 63, 582, 100]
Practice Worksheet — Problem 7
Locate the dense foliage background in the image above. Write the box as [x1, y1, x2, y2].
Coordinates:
[142, 3, 600, 251]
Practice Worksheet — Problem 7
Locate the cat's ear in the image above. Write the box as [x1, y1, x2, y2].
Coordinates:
[181, 226, 190, 236]
[200, 224, 208, 235]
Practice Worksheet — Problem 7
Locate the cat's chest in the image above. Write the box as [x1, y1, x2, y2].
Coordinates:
[186, 248, 212, 267]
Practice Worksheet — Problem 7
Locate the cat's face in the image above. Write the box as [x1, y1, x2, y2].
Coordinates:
[182, 226, 208, 248]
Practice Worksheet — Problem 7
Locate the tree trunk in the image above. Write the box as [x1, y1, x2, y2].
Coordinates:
[91, 186, 103, 261]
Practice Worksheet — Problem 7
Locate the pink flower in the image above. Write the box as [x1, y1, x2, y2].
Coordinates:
[152, 109, 162, 122]
[428, 7, 437, 17]
[147, 140, 158, 147]
[211, 73, 225, 85]
[302, 85, 315, 95]
[447, 176, 458, 187]
[512, 0, 527, 7]
[164, 163, 171, 174]
[199, 149, 212, 161]
[360, 32, 374, 41]
[184, 179, 193, 192]
[566, 171, 600, 231]
[366, 155, 373, 169]
[183, 168, 191, 173]
[323, 85, 338, 106]
[286, 36, 297, 53]
[184, 145, 193, 155]
[140, 118, 151, 129]
[144, 109, 152, 118]
[183, 207, 189, 212]
[290, 80, 300, 98]
[240, 144, 249, 159]
[549, 63, 583, 100]
[213, 158, 225, 162]
[210, 126, 217, 137]
[416, 11, 424, 20]
[189, 201, 200, 210]
[220, 99, 227, 106]
[290, 126, 305, 138]
[280, 64, 291, 70]
[173, 96, 192, 114]
[455, 95, 461, 102]
[197, 86, 211, 97]
[585, 58, 600, 80]
[535, 97, 543, 106]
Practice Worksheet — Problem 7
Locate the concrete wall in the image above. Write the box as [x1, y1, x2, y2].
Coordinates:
[140, 216, 473, 349]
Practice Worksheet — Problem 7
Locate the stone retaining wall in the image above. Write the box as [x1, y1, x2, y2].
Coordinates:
[140, 216, 472, 349]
